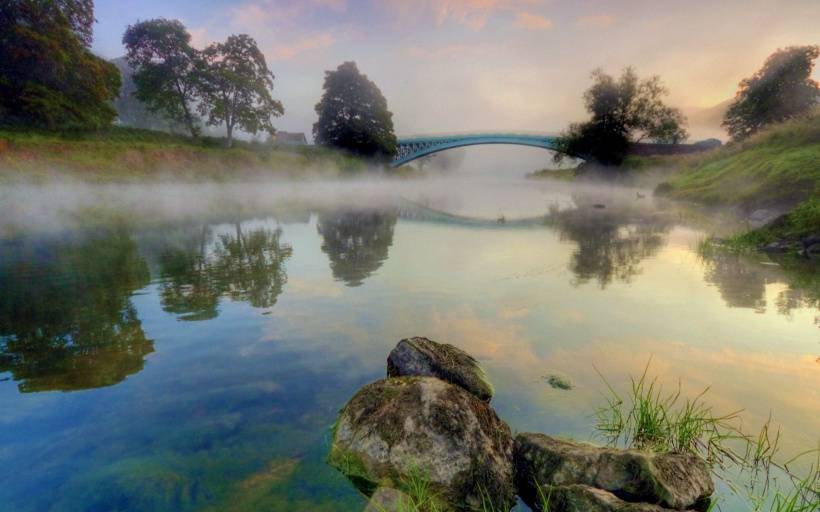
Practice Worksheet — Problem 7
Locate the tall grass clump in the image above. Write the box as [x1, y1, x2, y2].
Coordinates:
[594, 361, 819, 511]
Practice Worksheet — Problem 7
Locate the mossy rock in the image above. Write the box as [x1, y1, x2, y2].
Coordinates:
[514, 433, 713, 511]
[387, 337, 494, 402]
[328, 377, 515, 511]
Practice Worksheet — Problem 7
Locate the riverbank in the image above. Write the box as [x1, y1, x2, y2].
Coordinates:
[0, 127, 368, 182]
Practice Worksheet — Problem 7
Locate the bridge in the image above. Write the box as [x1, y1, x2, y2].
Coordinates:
[392, 133, 561, 167]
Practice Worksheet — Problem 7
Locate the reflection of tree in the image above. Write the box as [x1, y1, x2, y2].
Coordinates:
[158, 224, 292, 320]
[0, 229, 153, 392]
[701, 250, 819, 315]
[549, 205, 671, 288]
[317, 209, 398, 287]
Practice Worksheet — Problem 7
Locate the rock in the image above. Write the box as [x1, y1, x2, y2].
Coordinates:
[514, 433, 713, 510]
[760, 240, 793, 253]
[540, 484, 698, 512]
[329, 377, 515, 511]
[364, 487, 411, 512]
[748, 209, 780, 226]
[544, 374, 573, 390]
[386, 337, 494, 402]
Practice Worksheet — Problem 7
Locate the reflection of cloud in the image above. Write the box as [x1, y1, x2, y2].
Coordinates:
[272, 32, 336, 60]
[498, 306, 531, 319]
[576, 13, 616, 28]
[515, 11, 553, 30]
[548, 338, 820, 455]
[286, 277, 344, 298]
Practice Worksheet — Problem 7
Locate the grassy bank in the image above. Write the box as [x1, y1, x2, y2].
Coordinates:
[652, 110, 820, 210]
[0, 127, 367, 182]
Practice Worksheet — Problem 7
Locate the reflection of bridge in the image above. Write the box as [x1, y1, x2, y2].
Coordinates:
[392, 133, 561, 167]
[396, 198, 550, 229]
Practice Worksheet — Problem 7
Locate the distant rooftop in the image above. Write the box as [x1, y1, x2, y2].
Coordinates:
[274, 131, 308, 145]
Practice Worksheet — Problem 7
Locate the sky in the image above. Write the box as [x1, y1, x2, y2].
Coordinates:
[91, 0, 820, 140]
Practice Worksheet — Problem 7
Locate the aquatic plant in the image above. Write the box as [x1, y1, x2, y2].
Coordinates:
[594, 361, 820, 511]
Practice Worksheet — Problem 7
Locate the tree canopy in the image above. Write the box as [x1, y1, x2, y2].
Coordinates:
[723, 45, 819, 140]
[0, 0, 120, 130]
[556, 67, 687, 166]
[313, 61, 397, 159]
[122, 18, 202, 137]
[199, 35, 284, 147]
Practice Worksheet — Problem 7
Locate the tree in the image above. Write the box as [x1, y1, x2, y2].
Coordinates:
[122, 19, 202, 137]
[556, 68, 687, 166]
[314, 61, 398, 159]
[55, 0, 95, 47]
[198, 35, 284, 147]
[0, 0, 120, 130]
[723, 46, 819, 140]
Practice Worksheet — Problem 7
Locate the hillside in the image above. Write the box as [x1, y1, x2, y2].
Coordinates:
[655, 110, 820, 210]
[0, 127, 365, 182]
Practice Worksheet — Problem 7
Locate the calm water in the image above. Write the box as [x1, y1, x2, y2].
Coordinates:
[0, 176, 817, 511]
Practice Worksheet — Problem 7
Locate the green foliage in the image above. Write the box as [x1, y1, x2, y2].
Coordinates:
[725, 198, 820, 251]
[198, 34, 284, 147]
[656, 110, 820, 207]
[0, 126, 365, 181]
[724, 46, 820, 141]
[556, 67, 687, 166]
[313, 61, 398, 160]
[594, 363, 820, 512]
[0, 0, 120, 130]
[123, 18, 202, 137]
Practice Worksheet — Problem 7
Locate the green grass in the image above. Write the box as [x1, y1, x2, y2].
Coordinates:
[653, 110, 820, 209]
[594, 362, 820, 512]
[0, 126, 368, 182]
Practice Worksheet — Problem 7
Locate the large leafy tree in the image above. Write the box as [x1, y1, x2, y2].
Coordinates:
[199, 35, 284, 147]
[122, 19, 202, 137]
[0, 0, 120, 130]
[723, 46, 819, 140]
[556, 67, 687, 166]
[313, 61, 397, 159]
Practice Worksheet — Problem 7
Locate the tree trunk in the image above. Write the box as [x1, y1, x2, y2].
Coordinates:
[226, 123, 233, 148]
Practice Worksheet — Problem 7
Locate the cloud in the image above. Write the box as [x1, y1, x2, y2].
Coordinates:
[380, 0, 542, 30]
[576, 13, 616, 28]
[515, 11, 553, 30]
[405, 44, 473, 59]
[271, 32, 336, 60]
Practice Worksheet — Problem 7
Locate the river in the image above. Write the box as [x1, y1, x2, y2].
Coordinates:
[0, 167, 817, 510]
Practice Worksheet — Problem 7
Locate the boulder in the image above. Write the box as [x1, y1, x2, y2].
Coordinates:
[514, 433, 713, 510]
[387, 337, 494, 402]
[329, 376, 515, 511]
[540, 485, 698, 512]
[364, 487, 411, 512]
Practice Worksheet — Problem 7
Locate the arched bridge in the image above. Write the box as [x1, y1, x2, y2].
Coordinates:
[392, 133, 561, 167]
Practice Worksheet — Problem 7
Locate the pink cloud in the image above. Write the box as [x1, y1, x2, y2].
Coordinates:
[271, 32, 336, 60]
[405, 44, 473, 59]
[576, 13, 616, 28]
[515, 11, 553, 30]
[380, 0, 542, 30]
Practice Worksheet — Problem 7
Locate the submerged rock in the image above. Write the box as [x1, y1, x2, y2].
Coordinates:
[544, 374, 573, 390]
[329, 376, 515, 511]
[542, 485, 698, 512]
[364, 487, 411, 512]
[514, 433, 713, 511]
[387, 337, 494, 402]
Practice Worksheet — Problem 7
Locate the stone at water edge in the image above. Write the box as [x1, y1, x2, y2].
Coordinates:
[328, 376, 515, 511]
[541, 485, 700, 512]
[364, 487, 412, 512]
[386, 337, 494, 402]
[514, 433, 714, 511]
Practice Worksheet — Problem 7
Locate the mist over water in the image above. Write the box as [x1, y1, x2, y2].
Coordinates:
[0, 147, 817, 511]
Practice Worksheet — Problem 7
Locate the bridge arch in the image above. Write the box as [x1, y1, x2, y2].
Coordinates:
[392, 133, 564, 167]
